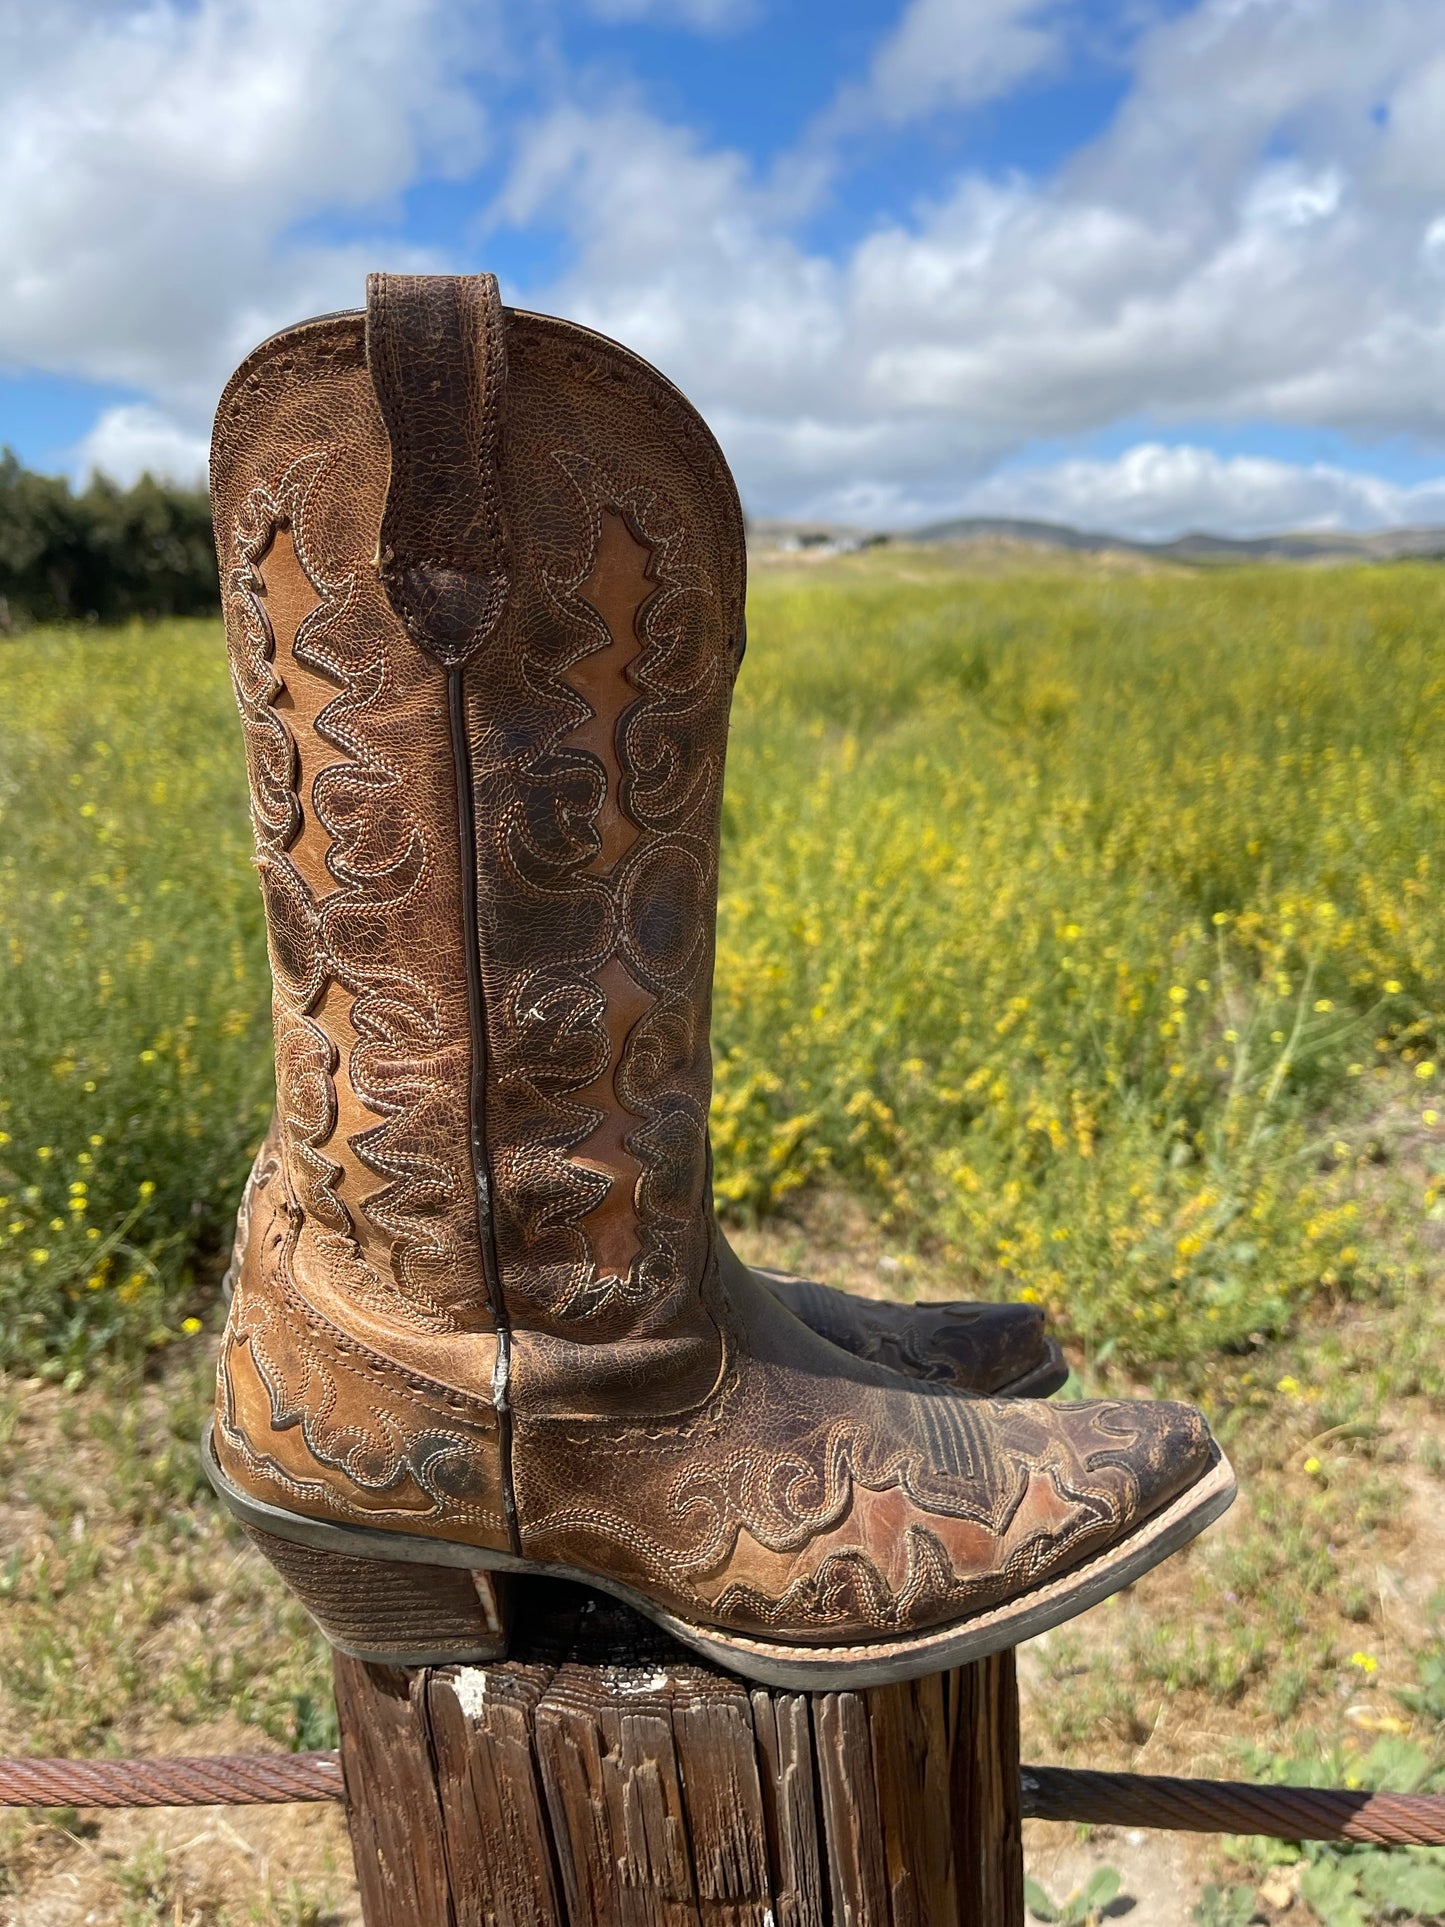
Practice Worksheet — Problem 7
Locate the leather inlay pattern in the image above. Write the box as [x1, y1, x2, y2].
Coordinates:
[566, 505, 653, 875]
[570, 953, 652, 1285]
[259, 526, 333, 899]
[217, 1178, 506, 1540]
[552, 506, 660, 1284]
[475, 428, 727, 1375]
[224, 443, 488, 1327]
[253, 529, 395, 1271]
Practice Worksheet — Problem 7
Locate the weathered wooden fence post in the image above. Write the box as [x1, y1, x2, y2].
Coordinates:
[332, 1577, 1023, 1927]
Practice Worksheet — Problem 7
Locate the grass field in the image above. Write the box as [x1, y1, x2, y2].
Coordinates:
[2, 553, 1442, 1374]
[2, 552, 1444, 1924]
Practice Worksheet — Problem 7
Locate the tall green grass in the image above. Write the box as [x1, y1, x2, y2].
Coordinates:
[713, 562, 1443, 1359]
[0, 622, 271, 1376]
[1, 562, 1441, 1376]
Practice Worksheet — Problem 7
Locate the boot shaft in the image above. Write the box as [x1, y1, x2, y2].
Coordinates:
[213, 277, 746, 1417]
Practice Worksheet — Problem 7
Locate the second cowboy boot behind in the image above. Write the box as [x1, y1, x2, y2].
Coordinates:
[204, 273, 1234, 1688]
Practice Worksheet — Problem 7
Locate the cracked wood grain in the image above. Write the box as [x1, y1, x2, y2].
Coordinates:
[333, 1582, 1023, 1927]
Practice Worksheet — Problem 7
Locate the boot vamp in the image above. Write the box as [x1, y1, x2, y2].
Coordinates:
[510, 1250, 1217, 1646]
[759, 1264, 1048, 1393]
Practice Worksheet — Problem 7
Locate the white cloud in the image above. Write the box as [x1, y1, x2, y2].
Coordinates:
[10, 0, 1445, 532]
[958, 441, 1445, 541]
[71, 405, 209, 488]
[494, 106, 842, 416]
[845, 0, 1064, 126]
[0, 0, 495, 416]
[582, 0, 756, 28]
[494, 0, 1445, 524]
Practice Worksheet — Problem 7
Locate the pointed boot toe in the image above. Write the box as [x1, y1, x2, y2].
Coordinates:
[1082, 1396, 1220, 1517]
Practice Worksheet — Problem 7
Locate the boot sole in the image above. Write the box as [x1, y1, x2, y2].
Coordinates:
[203, 1422, 1233, 1688]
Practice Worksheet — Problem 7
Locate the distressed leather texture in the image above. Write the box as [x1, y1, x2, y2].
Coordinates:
[228, 1117, 1058, 1396]
[368, 271, 510, 666]
[758, 1266, 1053, 1393]
[212, 274, 1219, 1647]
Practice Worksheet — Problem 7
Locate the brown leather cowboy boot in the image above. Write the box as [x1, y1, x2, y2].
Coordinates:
[204, 273, 1232, 1687]
[226, 1120, 1065, 1395]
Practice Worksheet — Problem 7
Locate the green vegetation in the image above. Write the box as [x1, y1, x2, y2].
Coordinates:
[0, 619, 272, 1375]
[1025, 1865, 1123, 1924]
[1234, 1721, 1445, 1927]
[715, 560, 1443, 1364]
[2, 560, 1442, 1376]
[0, 1359, 354, 1925]
[1193, 1885, 1258, 1926]
[1, 556, 1443, 1921]
[0, 451, 218, 629]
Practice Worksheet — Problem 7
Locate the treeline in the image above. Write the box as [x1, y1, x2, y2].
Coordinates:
[0, 450, 219, 630]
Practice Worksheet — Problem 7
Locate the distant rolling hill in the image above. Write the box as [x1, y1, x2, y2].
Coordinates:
[747, 514, 1445, 564]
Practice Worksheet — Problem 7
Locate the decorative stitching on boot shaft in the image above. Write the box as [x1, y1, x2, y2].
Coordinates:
[210, 296, 1223, 1657]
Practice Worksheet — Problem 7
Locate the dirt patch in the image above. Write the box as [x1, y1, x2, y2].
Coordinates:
[4, 1800, 357, 1927]
[1023, 1820, 1220, 1927]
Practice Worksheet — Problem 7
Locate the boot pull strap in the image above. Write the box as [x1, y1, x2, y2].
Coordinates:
[366, 272, 510, 664]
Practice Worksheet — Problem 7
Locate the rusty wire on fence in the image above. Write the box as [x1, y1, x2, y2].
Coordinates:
[0, 1753, 343, 1809]
[4, 1751, 1445, 1846]
[1020, 1767, 1445, 1849]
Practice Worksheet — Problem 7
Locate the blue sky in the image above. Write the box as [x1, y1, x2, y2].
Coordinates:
[4, 0, 1445, 538]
